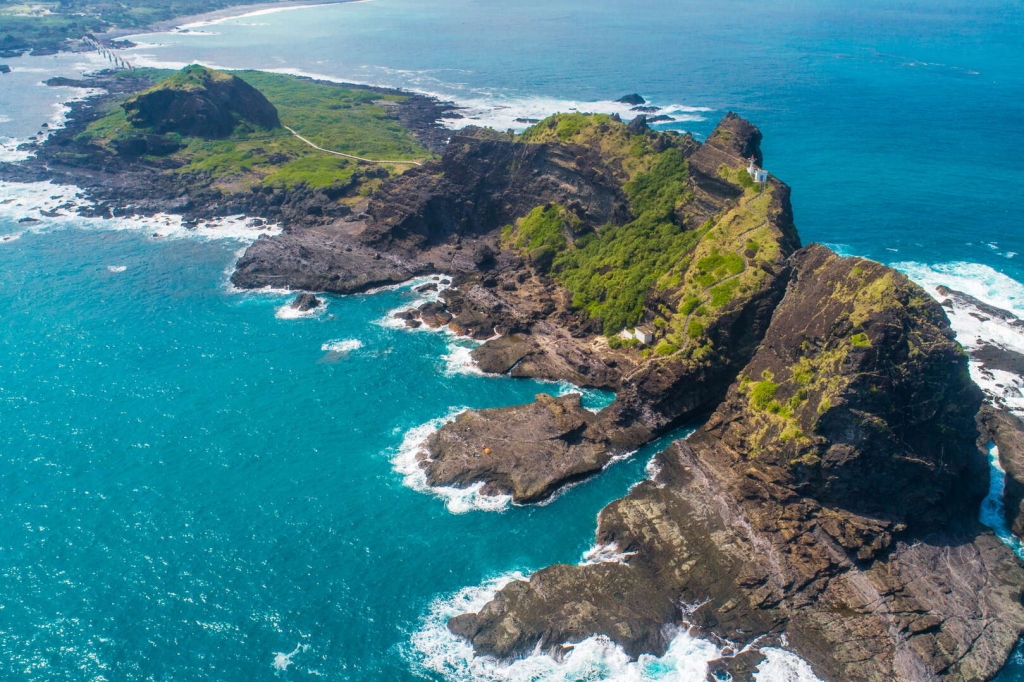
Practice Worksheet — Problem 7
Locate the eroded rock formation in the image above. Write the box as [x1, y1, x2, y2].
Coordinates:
[447, 245, 1024, 681]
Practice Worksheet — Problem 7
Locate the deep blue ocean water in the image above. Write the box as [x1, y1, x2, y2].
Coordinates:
[1, 1, 1024, 679]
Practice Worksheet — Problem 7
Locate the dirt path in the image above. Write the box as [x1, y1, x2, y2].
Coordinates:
[284, 126, 423, 166]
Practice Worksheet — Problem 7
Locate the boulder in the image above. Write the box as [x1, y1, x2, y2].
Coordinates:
[616, 93, 646, 105]
[290, 292, 322, 312]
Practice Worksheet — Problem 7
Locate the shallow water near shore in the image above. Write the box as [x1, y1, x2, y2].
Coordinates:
[2, 0, 1024, 679]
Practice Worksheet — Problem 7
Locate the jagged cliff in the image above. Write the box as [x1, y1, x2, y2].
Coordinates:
[448, 245, 1024, 681]
[238, 112, 803, 504]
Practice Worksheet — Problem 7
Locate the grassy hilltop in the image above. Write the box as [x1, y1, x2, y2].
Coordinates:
[74, 66, 430, 197]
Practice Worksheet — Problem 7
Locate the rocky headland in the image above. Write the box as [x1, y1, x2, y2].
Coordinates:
[449, 245, 1024, 681]
[6, 67, 1024, 678]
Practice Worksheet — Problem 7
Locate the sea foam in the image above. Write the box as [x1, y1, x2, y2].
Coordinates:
[894, 261, 1024, 412]
[390, 411, 512, 514]
[0, 180, 282, 244]
[408, 572, 823, 682]
[320, 339, 363, 353]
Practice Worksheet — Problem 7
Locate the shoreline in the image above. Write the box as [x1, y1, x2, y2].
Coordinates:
[100, 0, 354, 42]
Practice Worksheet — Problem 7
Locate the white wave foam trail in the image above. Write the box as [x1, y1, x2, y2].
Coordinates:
[107, 265, 127, 273]
[320, 339, 362, 353]
[580, 543, 635, 566]
[409, 573, 822, 682]
[390, 410, 512, 513]
[439, 94, 712, 133]
[272, 642, 309, 672]
[443, 339, 485, 376]
[894, 261, 1024, 412]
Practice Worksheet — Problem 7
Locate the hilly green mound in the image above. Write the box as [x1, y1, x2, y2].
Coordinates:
[122, 64, 281, 138]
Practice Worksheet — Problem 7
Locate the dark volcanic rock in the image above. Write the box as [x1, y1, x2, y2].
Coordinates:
[979, 405, 1024, 537]
[290, 292, 322, 312]
[0, 65, 10, 75]
[471, 332, 623, 389]
[616, 93, 646, 105]
[122, 65, 280, 138]
[421, 393, 615, 503]
[448, 245, 1024, 681]
[231, 225, 426, 294]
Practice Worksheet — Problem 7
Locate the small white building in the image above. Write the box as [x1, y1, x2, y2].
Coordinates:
[754, 169, 768, 184]
[618, 326, 655, 345]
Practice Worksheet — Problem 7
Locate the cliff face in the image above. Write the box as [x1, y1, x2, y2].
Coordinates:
[414, 114, 800, 501]
[122, 65, 281, 138]
[448, 245, 1024, 681]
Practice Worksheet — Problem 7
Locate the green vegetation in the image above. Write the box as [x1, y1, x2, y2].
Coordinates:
[502, 204, 584, 273]
[552, 147, 697, 334]
[79, 67, 430, 194]
[851, 332, 871, 347]
[511, 113, 786, 358]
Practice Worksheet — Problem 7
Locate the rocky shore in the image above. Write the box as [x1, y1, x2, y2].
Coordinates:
[450, 245, 1024, 681]
[5, 71, 1024, 678]
[0, 70, 456, 228]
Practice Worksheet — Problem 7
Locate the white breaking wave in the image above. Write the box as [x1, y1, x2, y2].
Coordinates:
[390, 410, 512, 514]
[176, 2, 355, 30]
[408, 572, 822, 682]
[580, 543, 635, 565]
[107, 265, 127, 273]
[276, 298, 326, 319]
[0, 86, 106, 161]
[0, 180, 281, 243]
[894, 261, 1024, 413]
[272, 642, 309, 672]
[320, 339, 362, 353]
[443, 339, 485, 376]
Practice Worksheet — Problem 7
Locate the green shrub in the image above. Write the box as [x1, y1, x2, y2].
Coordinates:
[750, 380, 780, 411]
[687, 319, 705, 340]
[851, 332, 871, 347]
[654, 342, 679, 356]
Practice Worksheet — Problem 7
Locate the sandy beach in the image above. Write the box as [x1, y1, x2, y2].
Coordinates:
[101, 0, 352, 41]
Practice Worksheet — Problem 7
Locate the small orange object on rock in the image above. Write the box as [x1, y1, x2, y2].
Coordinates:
[483, 447, 492, 455]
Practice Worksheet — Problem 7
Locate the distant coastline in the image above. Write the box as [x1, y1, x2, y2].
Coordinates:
[103, 0, 352, 42]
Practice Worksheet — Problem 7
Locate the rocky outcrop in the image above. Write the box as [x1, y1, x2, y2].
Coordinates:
[122, 64, 280, 138]
[232, 223, 427, 294]
[448, 245, 1024, 681]
[421, 393, 615, 503]
[290, 292, 322, 312]
[979, 405, 1024, 538]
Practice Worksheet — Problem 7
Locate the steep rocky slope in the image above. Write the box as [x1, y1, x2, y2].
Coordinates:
[447, 245, 1024, 681]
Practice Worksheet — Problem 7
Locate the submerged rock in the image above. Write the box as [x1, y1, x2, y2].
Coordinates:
[448, 245, 1024, 681]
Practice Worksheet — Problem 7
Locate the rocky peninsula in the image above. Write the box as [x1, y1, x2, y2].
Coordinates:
[6, 65, 1024, 679]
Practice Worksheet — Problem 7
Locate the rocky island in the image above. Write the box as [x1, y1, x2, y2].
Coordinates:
[5, 64, 1024, 680]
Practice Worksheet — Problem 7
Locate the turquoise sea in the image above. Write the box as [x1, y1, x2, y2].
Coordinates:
[1, 1, 1024, 679]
